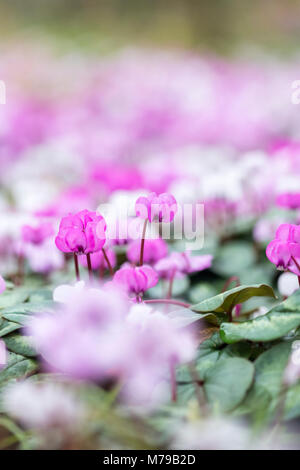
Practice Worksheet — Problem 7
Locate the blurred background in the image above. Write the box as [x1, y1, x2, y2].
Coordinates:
[1, 0, 300, 54]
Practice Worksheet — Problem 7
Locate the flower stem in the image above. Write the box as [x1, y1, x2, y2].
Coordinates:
[102, 248, 114, 276]
[167, 268, 176, 299]
[16, 254, 24, 286]
[144, 299, 190, 308]
[188, 363, 207, 415]
[228, 306, 233, 322]
[73, 253, 80, 281]
[222, 276, 240, 292]
[139, 219, 148, 266]
[86, 253, 93, 282]
[170, 361, 177, 402]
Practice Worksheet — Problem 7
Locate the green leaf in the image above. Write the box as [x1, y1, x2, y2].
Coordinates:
[212, 241, 256, 277]
[220, 291, 300, 343]
[284, 383, 300, 421]
[193, 333, 252, 378]
[3, 333, 36, 357]
[0, 352, 38, 385]
[0, 288, 30, 310]
[1, 300, 57, 325]
[188, 283, 218, 305]
[203, 357, 255, 412]
[191, 284, 276, 314]
[236, 342, 292, 422]
[253, 342, 291, 401]
[148, 277, 190, 299]
[0, 320, 21, 337]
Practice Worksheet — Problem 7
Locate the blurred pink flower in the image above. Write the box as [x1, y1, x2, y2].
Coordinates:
[24, 239, 64, 274]
[3, 381, 86, 432]
[90, 164, 144, 194]
[155, 252, 213, 279]
[28, 288, 196, 405]
[266, 224, 300, 275]
[79, 248, 116, 271]
[55, 209, 106, 255]
[127, 238, 167, 265]
[284, 345, 300, 386]
[0, 339, 7, 370]
[28, 286, 130, 380]
[277, 193, 300, 210]
[0, 276, 6, 294]
[21, 222, 54, 245]
[123, 304, 196, 404]
[135, 192, 177, 223]
[113, 264, 158, 296]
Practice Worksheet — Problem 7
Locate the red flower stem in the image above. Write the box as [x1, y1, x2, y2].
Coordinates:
[86, 253, 93, 282]
[222, 276, 240, 292]
[144, 299, 190, 308]
[99, 265, 104, 280]
[167, 268, 176, 300]
[188, 363, 207, 414]
[291, 257, 300, 287]
[139, 219, 148, 266]
[16, 254, 24, 286]
[73, 253, 80, 281]
[102, 248, 114, 276]
[170, 361, 177, 402]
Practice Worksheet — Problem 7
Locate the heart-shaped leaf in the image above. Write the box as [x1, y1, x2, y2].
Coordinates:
[3, 333, 36, 357]
[0, 320, 21, 337]
[203, 357, 255, 412]
[0, 352, 38, 385]
[191, 284, 276, 314]
[0, 288, 30, 310]
[220, 291, 300, 343]
[212, 241, 256, 277]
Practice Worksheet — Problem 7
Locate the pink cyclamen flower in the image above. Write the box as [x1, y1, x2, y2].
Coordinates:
[0, 339, 7, 370]
[55, 210, 106, 255]
[22, 222, 54, 245]
[266, 224, 300, 275]
[135, 192, 177, 223]
[0, 276, 6, 294]
[277, 193, 300, 210]
[155, 252, 213, 279]
[127, 238, 168, 265]
[113, 264, 158, 295]
[79, 248, 116, 271]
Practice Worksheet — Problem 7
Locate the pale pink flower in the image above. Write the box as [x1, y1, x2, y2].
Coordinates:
[113, 264, 158, 295]
[79, 248, 116, 271]
[135, 192, 177, 223]
[0, 339, 6, 370]
[126, 238, 167, 265]
[21, 222, 54, 245]
[3, 381, 85, 431]
[155, 252, 213, 279]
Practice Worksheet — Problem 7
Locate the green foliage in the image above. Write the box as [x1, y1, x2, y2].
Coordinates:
[191, 284, 275, 315]
[220, 290, 300, 343]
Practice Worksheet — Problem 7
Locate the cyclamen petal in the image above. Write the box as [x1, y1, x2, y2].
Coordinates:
[127, 238, 168, 264]
[0, 339, 6, 370]
[55, 210, 106, 255]
[266, 223, 300, 275]
[277, 193, 300, 210]
[135, 192, 178, 223]
[155, 252, 213, 279]
[113, 265, 158, 295]
[79, 249, 116, 270]
[0, 276, 6, 295]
